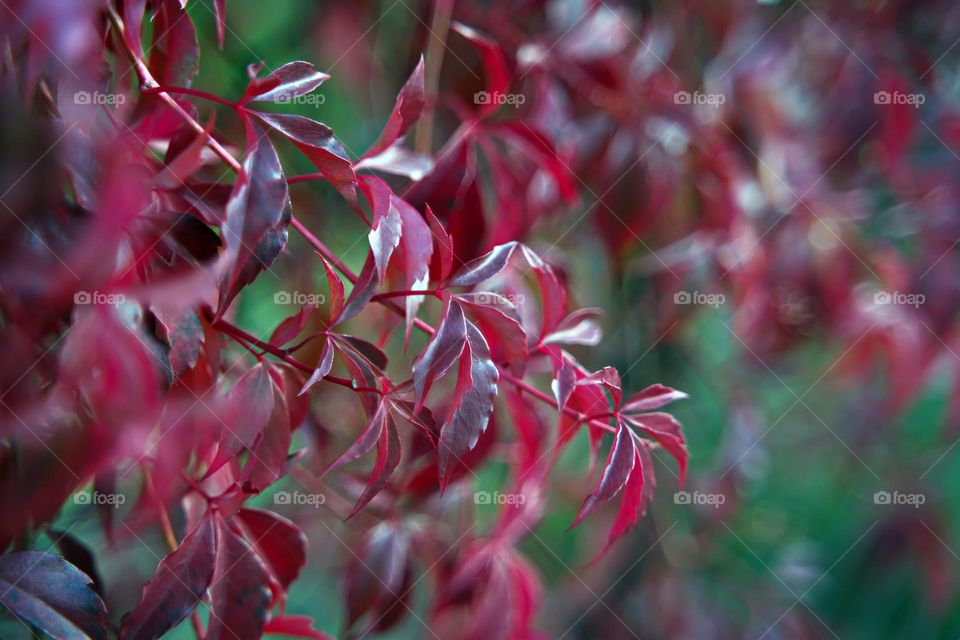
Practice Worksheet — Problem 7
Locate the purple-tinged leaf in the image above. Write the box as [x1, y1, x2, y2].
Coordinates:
[234, 508, 307, 605]
[576, 366, 622, 410]
[206, 518, 271, 640]
[541, 308, 603, 346]
[438, 321, 498, 487]
[319, 255, 345, 325]
[594, 435, 655, 560]
[299, 338, 334, 396]
[0, 551, 107, 640]
[355, 145, 433, 181]
[243, 61, 329, 103]
[149, 0, 199, 88]
[209, 363, 275, 475]
[363, 56, 425, 158]
[446, 242, 517, 287]
[412, 296, 467, 408]
[119, 516, 216, 640]
[347, 412, 402, 517]
[426, 205, 453, 283]
[451, 23, 510, 114]
[456, 293, 528, 373]
[213, 0, 227, 48]
[218, 125, 291, 315]
[363, 177, 403, 282]
[622, 384, 688, 413]
[624, 412, 688, 485]
[321, 401, 387, 474]
[253, 112, 355, 185]
[270, 306, 312, 347]
[243, 376, 292, 491]
[338, 254, 378, 324]
[570, 420, 636, 529]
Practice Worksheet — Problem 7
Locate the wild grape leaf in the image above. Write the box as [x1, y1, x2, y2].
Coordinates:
[570, 420, 636, 529]
[206, 517, 271, 640]
[243, 61, 329, 103]
[148, 0, 199, 88]
[541, 308, 603, 347]
[209, 363, 275, 475]
[119, 516, 216, 640]
[438, 321, 498, 487]
[456, 293, 528, 373]
[337, 253, 378, 325]
[362, 177, 403, 282]
[243, 375, 292, 491]
[445, 242, 517, 288]
[425, 205, 453, 282]
[234, 508, 307, 604]
[319, 255, 345, 324]
[347, 411, 401, 517]
[594, 435, 655, 559]
[623, 412, 688, 484]
[213, 0, 227, 48]
[412, 295, 467, 408]
[363, 56, 425, 158]
[299, 337, 334, 396]
[518, 244, 567, 338]
[253, 112, 355, 185]
[354, 145, 433, 181]
[576, 366, 622, 410]
[451, 22, 510, 114]
[622, 384, 688, 413]
[152, 306, 204, 375]
[345, 522, 411, 632]
[0, 551, 107, 640]
[270, 306, 312, 347]
[218, 124, 291, 315]
[263, 614, 334, 639]
[322, 401, 388, 474]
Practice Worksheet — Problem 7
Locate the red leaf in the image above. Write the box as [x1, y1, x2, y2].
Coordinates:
[622, 384, 688, 413]
[570, 420, 636, 529]
[213, 0, 227, 48]
[412, 295, 467, 408]
[0, 551, 107, 640]
[456, 292, 528, 373]
[624, 412, 688, 485]
[235, 508, 307, 603]
[347, 411, 402, 517]
[243, 61, 329, 103]
[319, 255, 345, 324]
[322, 401, 388, 474]
[120, 516, 216, 640]
[148, 0, 199, 88]
[596, 435, 655, 559]
[243, 374, 292, 491]
[218, 125, 291, 315]
[446, 241, 517, 287]
[576, 366, 622, 410]
[206, 517, 272, 640]
[363, 56, 426, 158]
[451, 22, 510, 114]
[438, 320, 498, 487]
[264, 614, 334, 639]
[362, 176, 403, 282]
[345, 522, 411, 631]
[253, 112, 355, 185]
[299, 337, 334, 396]
[541, 308, 603, 347]
[426, 205, 454, 282]
[209, 363, 276, 475]
[270, 306, 312, 347]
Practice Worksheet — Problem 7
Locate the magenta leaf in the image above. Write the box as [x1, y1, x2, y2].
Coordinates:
[209, 362, 276, 474]
[243, 374, 292, 491]
[213, 0, 227, 48]
[218, 124, 291, 315]
[412, 295, 467, 407]
[253, 112, 355, 185]
[446, 241, 517, 288]
[595, 435, 656, 559]
[270, 306, 312, 347]
[235, 508, 307, 604]
[148, 0, 199, 88]
[120, 516, 217, 640]
[622, 384, 689, 413]
[425, 205, 454, 282]
[0, 551, 107, 640]
[438, 321, 499, 487]
[206, 517, 272, 640]
[624, 412, 688, 484]
[299, 337, 334, 396]
[263, 614, 334, 639]
[347, 412, 402, 517]
[570, 420, 637, 529]
[363, 56, 426, 158]
[243, 61, 330, 103]
[541, 308, 604, 347]
[451, 22, 510, 114]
